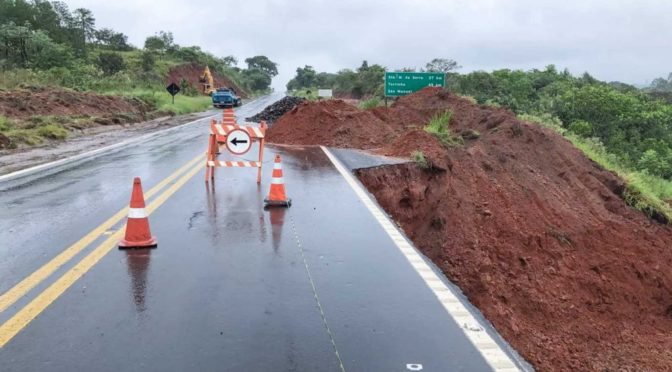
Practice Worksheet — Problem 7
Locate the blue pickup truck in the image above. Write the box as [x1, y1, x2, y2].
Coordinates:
[212, 88, 242, 108]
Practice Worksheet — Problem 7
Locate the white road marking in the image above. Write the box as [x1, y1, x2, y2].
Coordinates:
[321, 146, 521, 372]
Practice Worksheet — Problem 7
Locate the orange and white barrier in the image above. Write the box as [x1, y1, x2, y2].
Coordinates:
[205, 109, 267, 184]
[264, 155, 291, 207]
[119, 177, 157, 249]
[206, 160, 261, 168]
[211, 121, 265, 141]
[222, 107, 236, 124]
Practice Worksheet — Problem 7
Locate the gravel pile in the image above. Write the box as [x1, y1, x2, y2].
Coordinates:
[246, 96, 306, 125]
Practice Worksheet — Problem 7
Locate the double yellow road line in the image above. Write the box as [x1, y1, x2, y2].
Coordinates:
[0, 153, 205, 347]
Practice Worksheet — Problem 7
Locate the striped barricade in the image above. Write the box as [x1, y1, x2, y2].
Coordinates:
[205, 110, 268, 184]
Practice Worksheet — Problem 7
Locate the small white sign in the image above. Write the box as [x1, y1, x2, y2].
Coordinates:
[226, 129, 252, 155]
[318, 89, 333, 98]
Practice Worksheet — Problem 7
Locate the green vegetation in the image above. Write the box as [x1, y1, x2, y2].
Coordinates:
[120, 89, 212, 115]
[359, 97, 381, 110]
[287, 61, 385, 99]
[450, 66, 672, 180]
[287, 58, 461, 99]
[0, 0, 277, 97]
[424, 110, 462, 146]
[0, 115, 68, 147]
[0, 0, 279, 149]
[411, 151, 429, 169]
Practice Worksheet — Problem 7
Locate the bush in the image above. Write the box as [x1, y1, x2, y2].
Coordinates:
[425, 110, 462, 146]
[569, 120, 593, 137]
[97, 52, 126, 76]
[36, 124, 69, 140]
[359, 97, 381, 109]
[0, 116, 14, 131]
[141, 51, 156, 72]
[411, 151, 429, 169]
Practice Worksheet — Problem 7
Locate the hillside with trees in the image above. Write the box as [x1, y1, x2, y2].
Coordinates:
[0, 0, 277, 149]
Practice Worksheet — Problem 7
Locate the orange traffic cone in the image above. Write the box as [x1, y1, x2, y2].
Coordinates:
[223, 108, 235, 124]
[264, 155, 291, 207]
[119, 177, 157, 249]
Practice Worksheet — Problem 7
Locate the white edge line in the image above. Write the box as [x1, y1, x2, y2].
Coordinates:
[320, 146, 523, 372]
[0, 111, 221, 187]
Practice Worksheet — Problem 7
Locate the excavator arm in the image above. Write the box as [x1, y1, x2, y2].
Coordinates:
[200, 66, 215, 95]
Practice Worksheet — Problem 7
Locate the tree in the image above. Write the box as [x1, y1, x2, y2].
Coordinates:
[0, 22, 32, 66]
[222, 55, 237, 67]
[242, 68, 272, 91]
[286, 65, 317, 90]
[244, 55, 278, 77]
[108, 32, 131, 50]
[72, 8, 95, 42]
[144, 35, 165, 52]
[28, 30, 72, 69]
[94, 28, 114, 44]
[97, 52, 125, 75]
[141, 50, 155, 72]
[425, 58, 460, 73]
[157, 31, 175, 51]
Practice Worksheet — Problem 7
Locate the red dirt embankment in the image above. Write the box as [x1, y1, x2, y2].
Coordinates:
[269, 88, 672, 371]
[0, 86, 151, 119]
[166, 63, 247, 98]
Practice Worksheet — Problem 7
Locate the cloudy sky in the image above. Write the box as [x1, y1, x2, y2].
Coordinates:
[65, 0, 672, 89]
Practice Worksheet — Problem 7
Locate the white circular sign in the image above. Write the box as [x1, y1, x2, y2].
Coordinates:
[226, 129, 252, 155]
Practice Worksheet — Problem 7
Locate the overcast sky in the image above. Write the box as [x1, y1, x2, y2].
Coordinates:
[65, 0, 672, 90]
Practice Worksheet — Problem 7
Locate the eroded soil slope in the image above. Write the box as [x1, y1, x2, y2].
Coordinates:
[0, 86, 151, 119]
[271, 88, 672, 371]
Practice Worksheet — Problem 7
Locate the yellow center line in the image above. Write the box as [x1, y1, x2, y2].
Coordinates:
[0, 159, 204, 348]
[0, 153, 204, 314]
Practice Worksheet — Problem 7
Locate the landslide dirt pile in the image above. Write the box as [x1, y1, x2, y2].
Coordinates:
[246, 96, 306, 124]
[166, 63, 247, 98]
[266, 99, 404, 148]
[352, 90, 672, 371]
[0, 86, 152, 119]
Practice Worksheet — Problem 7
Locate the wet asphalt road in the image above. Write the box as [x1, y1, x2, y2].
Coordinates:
[0, 94, 509, 371]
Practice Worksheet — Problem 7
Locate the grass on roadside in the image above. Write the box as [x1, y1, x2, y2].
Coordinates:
[520, 113, 672, 223]
[359, 97, 381, 110]
[106, 88, 213, 115]
[411, 150, 429, 169]
[425, 110, 463, 146]
[0, 115, 70, 148]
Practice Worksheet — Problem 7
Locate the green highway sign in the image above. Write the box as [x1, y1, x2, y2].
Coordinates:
[384, 72, 445, 97]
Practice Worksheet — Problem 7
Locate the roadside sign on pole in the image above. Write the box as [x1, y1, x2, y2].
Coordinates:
[318, 89, 333, 98]
[166, 82, 180, 104]
[225, 129, 252, 155]
[384, 72, 445, 97]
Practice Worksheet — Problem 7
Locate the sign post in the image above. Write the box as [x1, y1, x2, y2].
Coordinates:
[384, 72, 445, 97]
[166, 82, 180, 104]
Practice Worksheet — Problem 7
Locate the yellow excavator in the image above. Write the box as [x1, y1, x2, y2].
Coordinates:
[199, 66, 216, 95]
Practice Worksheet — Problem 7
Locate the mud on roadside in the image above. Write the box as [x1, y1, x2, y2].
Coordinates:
[0, 110, 215, 175]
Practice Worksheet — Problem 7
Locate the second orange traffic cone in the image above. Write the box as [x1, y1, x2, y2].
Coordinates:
[119, 177, 157, 249]
[264, 155, 291, 207]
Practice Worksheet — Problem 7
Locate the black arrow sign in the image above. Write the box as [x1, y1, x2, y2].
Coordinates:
[231, 137, 248, 145]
